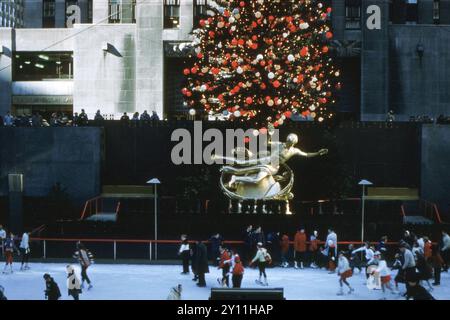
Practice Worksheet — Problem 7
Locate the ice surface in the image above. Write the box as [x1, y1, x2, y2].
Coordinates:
[1, 263, 449, 300]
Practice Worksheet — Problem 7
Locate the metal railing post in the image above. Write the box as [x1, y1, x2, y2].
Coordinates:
[149, 242, 152, 261]
[114, 241, 117, 261]
[43, 240, 46, 259]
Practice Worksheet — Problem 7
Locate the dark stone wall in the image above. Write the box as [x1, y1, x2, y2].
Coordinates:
[0, 127, 102, 205]
[421, 125, 450, 214]
[361, 0, 390, 121]
[389, 25, 450, 120]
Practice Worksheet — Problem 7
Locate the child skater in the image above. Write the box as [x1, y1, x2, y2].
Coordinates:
[372, 252, 396, 298]
[231, 254, 245, 288]
[3, 232, 19, 274]
[337, 251, 354, 295]
[217, 246, 231, 287]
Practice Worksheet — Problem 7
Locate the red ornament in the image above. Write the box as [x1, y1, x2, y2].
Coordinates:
[245, 97, 253, 105]
[327, 7, 332, 13]
[209, 31, 215, 38]
[244, 137, 250, 143]
[240, 1, 245, 7]
[300, 47, 308, 57]
[197, 52, 203, 59]
[326, 32, 333, 39]
[191, 67, 198, 74]
[273, 80, 281, 88]
[284, 111, 292, 118]
[322, 46, 329, 53]
[183, 68, 190, 75]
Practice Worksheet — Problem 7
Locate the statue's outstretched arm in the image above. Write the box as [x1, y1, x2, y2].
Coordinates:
[296, 148, 328, 158]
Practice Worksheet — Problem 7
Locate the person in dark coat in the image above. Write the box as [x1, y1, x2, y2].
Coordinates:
[406, 277, 435, 300]
[252, 226, 265, 252]
[416, 253, 433, 290]
[431, 245, 444, 286]
[43, 273, 61, 300]
[242, 225, 254, 266]
[208, 233, 223, 265]
[195, 241, 210, 287]
[0, 285, 6, 300]
[190, 242, 198, 281]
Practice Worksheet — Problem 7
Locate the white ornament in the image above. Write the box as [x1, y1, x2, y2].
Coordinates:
[189, 109, 196, 116]
[287, 54, 295, 62]
[237, 67, 243, 74]
[234, 110, 241, 117]
[268, 72, 275, 79]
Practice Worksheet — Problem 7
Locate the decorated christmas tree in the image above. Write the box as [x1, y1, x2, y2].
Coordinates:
[182, 0, 340, 128]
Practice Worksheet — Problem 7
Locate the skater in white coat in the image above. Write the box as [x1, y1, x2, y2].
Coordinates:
[337, 251, 354, 295]
[251, 242, 271, 286]
[371, 252, 396, 298]
[20, 231, 30, 271]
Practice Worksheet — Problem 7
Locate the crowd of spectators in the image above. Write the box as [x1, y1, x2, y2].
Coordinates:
[0, 109, 161, 127]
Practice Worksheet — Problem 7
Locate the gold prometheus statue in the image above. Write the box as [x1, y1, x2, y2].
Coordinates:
[215, 133, 328, 201]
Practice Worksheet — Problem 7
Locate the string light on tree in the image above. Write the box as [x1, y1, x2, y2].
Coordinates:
[182, 0, 341, 128]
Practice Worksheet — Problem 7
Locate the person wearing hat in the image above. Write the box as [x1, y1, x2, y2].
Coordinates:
[337, 251, 354, 295]
[371, 252, 396, 297]
[43, 273, 61, 300]
[405, 275, 435, 300]
[251, 242, 271, 286]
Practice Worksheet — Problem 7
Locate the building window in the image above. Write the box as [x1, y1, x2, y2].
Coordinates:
[193, 0, 208, 28]
[108, 0, 136, 23]
[164, 0, 180, 29]
[433, 0, 440, 24]
[406, 0, 418, 24]
[43, 0, 56, 28]
[13, 52, 73, 81]
[88, 0, 93, 23]
[345, 0, 361, 29]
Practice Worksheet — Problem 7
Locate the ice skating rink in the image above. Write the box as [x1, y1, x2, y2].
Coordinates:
[1, 263, 449, 300]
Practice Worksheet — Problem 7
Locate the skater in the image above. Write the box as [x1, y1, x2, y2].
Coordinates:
[195, 240, 209, 287]
[178, 234, 190, 275]
[0, 285, 6, 300]
[231, 254, 245, 288]
[3, 232, 19, 274]
[217, 246, 231, 287]
[208, 233, 223, 265]
[371, 252, 396, 297]
[19, 231, 30, 271]
[376, 236, 388, 253]
[66, 265, 82, 300]
[348, 244, 362, 274]
[400, 242, 417, 293]
[392, 253, 405, 292]
[73, 242, 94, 290]
[167, 284, 182, 300]
[352, 242, 375, 278]
[242, 225, 254, 266]
[430, 245, 444, 286]
[0, 225, 6, 257]
[251, 242, 271, 286]
[191, 241, 198, 282]
[252, 226, 265, 251]
[405, 277, 435, 300]
[325, 228, 337, 273]
[309, 230, 320, 268]
[337, 251, 354, 295]
[279, 233, 290, 268]
[416, 252, 433, 290]
[294, 228, 307, 269]
[423, 236, 432, 261]
[441, 231, 450, 272]
[43, 273, 61, 300]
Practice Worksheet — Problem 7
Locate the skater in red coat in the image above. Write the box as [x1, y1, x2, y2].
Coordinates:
[217, 246, 231, 287]
[294, 228, 307, 269]
[280, 234, 290, 268]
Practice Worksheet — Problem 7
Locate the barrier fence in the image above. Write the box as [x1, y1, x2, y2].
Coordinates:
[22, 238, 414, 262]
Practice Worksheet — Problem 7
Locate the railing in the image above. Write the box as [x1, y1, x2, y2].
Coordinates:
[27, 238, 410, 262]
[80, 196, 102, 220]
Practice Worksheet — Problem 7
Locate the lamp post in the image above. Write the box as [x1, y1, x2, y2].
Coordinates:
[147, 178, 161, 260]
[358, 179, 373, 245]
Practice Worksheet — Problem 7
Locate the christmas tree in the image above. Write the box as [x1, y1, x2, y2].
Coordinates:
[182, 0, 340, 128]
